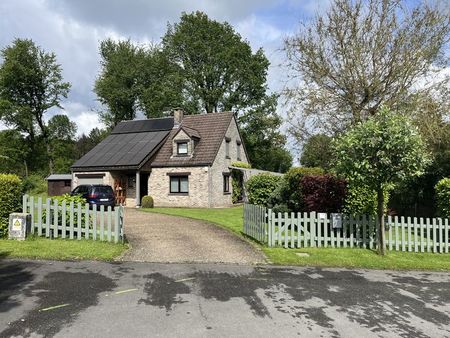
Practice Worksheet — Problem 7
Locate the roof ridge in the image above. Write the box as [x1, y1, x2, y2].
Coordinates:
[118, 116, 173, 123]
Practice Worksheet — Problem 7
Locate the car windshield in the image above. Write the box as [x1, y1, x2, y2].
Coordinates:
[94, 186, 113, 194]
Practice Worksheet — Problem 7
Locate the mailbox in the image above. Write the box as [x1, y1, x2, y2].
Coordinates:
[331, 213, 343, 229]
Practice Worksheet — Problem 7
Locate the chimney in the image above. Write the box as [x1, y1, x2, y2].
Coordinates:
[173, 108, 184, 127]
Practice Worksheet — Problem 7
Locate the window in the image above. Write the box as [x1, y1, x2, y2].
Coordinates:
[225, 137, 231, 158]
[170, 176, 189, 193]
[177, 142, 188, 155]
[64, 180, 71, 187]
[236, 140, 241, 160]
[223, 174, 230, 193]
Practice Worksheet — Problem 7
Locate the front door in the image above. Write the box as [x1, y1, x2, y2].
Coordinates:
[140, 173, 149, 197]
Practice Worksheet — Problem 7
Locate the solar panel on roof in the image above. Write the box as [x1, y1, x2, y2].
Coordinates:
[72, 130, 170, 169]
[111, 118, 174, 134]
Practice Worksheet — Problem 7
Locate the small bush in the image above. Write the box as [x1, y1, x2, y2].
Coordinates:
[0, 174, 23, 237]
[231, 161, 251, 204]
[246, 173, 282, 206]
[41, 194, 88, 225]
[300, 175, 347, 213]
[141, 195, 154, 208]
[282, 167, 325, 211]
[22, 174, 47, 195]
[231, 161, 251, 169]
[435, 178, 450, 218]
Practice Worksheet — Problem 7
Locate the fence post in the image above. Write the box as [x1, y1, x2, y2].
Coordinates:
[310, 212, 316, 247]
[29, 195, 34, 234]
[53, 199, 58, 238]
[45, 198, 51, 238]
[114, 207, 120, 243]
[22, 195, 28, 213]
[62, 200, 67, 239]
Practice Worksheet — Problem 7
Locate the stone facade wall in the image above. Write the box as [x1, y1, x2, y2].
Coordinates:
[209, 118, 249, 207]
[148, 166, 210, 207]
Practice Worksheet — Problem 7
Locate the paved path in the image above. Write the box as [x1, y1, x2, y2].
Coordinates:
[1, 259, 449, 337]
[120, 208, 265, 264]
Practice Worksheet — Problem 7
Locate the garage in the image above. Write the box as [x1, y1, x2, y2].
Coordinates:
[75, 173, 105, 185]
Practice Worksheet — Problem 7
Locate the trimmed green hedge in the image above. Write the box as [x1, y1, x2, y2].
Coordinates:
[435, 178, 450, 218]
[246, 173, 282, 206]
[0, 174, 22, 237]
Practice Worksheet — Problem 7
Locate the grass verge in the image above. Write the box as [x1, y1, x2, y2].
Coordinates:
[145, 206, 450, 271]
[0, 236, 128, 261]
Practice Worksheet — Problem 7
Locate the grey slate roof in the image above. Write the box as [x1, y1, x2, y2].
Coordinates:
[71, 118, 173, 171]
[46, 174, 72, 181]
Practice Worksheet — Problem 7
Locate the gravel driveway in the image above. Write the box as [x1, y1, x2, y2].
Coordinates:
[120, 208, 265, 264]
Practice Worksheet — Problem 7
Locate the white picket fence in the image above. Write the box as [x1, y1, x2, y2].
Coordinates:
[22, 195, 124, 243]
[243, 203, 450, 253]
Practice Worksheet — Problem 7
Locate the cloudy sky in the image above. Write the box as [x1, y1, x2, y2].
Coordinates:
[0, 0, 331, 136]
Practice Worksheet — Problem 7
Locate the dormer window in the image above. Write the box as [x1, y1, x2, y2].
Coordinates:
[177, 141, 188, 155]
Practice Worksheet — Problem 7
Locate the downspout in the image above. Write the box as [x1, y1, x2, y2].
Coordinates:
[208, 165, 212, 208]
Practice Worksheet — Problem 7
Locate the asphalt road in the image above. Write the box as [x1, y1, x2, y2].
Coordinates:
[1, 259, 449, 337]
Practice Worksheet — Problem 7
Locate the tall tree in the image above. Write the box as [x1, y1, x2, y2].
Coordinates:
[75, 127, 109, 158]
[284, 0, 449, 142]
[47, 114, 77, 173]
[0, 130, 29, 175]
[162, 11, 269, 113]
[137, 47, 185, 117]
[94, 39, 143, 128]
[0, 38, 70, 173]
[239, 95, 292, 172]
[334, 107, 429, 255]
[300, 134, 333, 170]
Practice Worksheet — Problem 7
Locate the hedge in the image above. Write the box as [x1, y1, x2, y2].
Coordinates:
[435, 178, 450, 218]
[343, 184, 377, 216]
[246, 173, 282, 206]
[0, 174, 23, 237]
[300, 175, 347, 213]
[41, 194, 88, 225]
[280, 167, 324, 211]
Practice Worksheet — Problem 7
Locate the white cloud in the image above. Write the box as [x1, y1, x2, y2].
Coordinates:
[0, 0, 328, 145]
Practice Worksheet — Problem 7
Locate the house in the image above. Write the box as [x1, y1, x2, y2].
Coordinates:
[46, 174, 72, 196]
[71, 110, 249, 208]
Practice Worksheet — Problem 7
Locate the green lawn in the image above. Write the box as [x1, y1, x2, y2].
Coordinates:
[0, 236, 128, 261]
[144, 206, 450, 271]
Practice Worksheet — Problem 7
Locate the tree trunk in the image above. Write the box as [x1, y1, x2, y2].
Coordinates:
[47, 143, 54, 174]
[377, 188, 386, 255]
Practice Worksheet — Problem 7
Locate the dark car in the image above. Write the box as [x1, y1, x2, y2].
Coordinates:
[71, 184, 116, 209]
